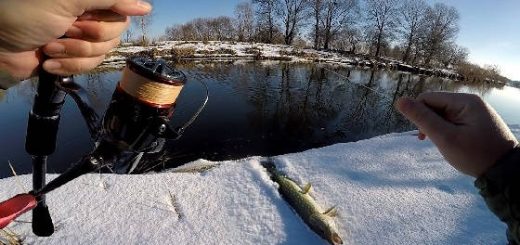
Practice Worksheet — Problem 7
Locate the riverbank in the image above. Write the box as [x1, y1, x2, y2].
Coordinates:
[3, 127, 517, 244]
[100, 41, 470, 82]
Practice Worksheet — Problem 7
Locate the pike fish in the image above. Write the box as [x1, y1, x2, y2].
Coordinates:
[261, 159, 343, 245]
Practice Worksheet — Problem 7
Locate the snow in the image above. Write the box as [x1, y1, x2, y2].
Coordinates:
[98, 41, 354, 70]
[3, 127, 518, 244]
[98, 41, 464, 81]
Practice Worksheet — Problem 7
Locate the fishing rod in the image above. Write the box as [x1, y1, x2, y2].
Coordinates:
[0, 57, 209, 232]
[25, 72, 100, 237]
[25, 59, 69, 236]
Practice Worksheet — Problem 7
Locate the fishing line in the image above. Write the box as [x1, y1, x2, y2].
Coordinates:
[323, 66, 395, 104]
[176, 79, 209, 135]
[136, 79, 209, 173]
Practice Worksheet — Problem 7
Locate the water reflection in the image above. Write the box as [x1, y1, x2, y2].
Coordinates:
[0, 62, 508, 177]
[133, 63, 495, 173]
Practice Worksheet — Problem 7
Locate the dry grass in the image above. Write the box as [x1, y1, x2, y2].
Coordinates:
[171, 47, 196, 61]
[244, 47, 261, 55]
[279, 49, 319, 60]
[0, 229, 23, 245]
[166, 190, 183, 220]
[105, 50, 127, 58]
[8, 161, 26, 193]
[196, 48, 237, 56]
[300, 52, 320, 60]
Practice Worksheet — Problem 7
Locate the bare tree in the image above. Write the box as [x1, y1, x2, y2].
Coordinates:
[253, 0, 280, 43]
[132, 0, 153, 46]
[452, 45, 469, 67]
[310, 0, 324, 49]
[165, 22, 191, 41]
[276, 0, 310, 45]
[421, 3, 459, 66]
[398, 0, 427, 63]
[235, 2, 256, 41]
[124, 28, 134, 43]
[438, 43, 468, 68]
[209, 16, 236, 41]
[334, 26, 361, 53]
[165, 24, 190, 41]
[365, 0, 399, 57]
[165, 17, 235, 42]
[321, 0, 358, 50]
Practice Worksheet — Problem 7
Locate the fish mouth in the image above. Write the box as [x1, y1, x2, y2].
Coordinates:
[331, 232, 343, 245]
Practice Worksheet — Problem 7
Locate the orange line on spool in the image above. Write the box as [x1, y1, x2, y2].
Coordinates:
[120, 67, 184, 107]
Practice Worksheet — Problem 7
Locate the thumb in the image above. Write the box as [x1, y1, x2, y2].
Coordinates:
[76, 0, 152, 16]
[396, 97, 455, 140]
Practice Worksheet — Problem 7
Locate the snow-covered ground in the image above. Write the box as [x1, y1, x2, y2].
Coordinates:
[101, 41, 354, 69]
[3, 127, 518, 244]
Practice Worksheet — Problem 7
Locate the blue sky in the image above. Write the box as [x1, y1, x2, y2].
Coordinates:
[147, 0, 520, 80]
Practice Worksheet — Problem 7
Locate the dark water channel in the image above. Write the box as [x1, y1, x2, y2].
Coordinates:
[1, 62, 518, 178]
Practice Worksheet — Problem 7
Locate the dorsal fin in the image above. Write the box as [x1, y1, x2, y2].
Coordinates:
[301, 183, 312, 194]
[323, 206, 338, 217]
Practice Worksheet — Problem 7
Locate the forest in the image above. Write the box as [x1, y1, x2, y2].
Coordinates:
[128, 0, 508, 83]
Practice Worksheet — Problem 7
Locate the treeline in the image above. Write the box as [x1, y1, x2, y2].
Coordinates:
[161, 0, 506, 82]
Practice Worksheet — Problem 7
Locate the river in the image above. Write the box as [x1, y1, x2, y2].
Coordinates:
[0, 62, 518, 177]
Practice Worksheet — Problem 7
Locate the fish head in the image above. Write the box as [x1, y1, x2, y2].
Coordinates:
[309, 214, 343, 245]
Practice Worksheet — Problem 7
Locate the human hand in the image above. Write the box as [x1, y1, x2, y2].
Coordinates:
[0, 0, 152, 79]
[395, 92, 518, 177]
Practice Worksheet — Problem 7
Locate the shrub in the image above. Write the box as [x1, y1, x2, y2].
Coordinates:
[170, 47, 196, 62]
[134, 48, 161, 59]
[245, 47, 261, 55]
[196, 48, 237, 56]
[218, 48, 237, 55]
[279, 49, 318, 60]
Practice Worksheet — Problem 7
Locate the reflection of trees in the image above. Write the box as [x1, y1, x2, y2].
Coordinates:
[83, 72, 112, 112]
[0, 63, 505, 174]
[128, 62, 505, 172]
[180, 62, 235, 83]
[245, 65, 497, 146]
[196, 62, 348, 154]
[463, 82, 494, 96]
[349, 69, 378, 123]
[332, 69, 405, 141]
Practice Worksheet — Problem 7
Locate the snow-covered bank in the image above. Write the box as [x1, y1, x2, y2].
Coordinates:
[3, 128, 518, 244]
[100, 41, 463, 80]
[101, 41, 347, 69]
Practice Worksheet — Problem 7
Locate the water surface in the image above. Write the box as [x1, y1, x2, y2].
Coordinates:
[0, 62, 518, 177]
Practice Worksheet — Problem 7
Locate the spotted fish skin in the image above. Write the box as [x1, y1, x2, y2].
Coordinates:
[262, 159, 343, 245]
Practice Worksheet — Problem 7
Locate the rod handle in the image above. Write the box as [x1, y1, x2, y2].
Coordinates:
[32, 204, 54, 236]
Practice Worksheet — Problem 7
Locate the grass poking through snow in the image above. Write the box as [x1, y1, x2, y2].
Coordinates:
[7, 161, 26, 193]
[0, 228, 23, 245]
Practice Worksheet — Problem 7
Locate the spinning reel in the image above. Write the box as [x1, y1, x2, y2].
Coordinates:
[0, 57, 208, 236]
